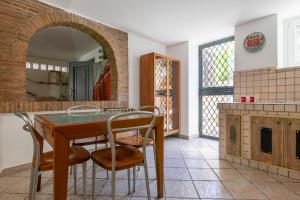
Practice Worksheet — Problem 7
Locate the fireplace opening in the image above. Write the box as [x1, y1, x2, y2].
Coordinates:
[260, 127, 272, 154]
[296, 130, 300, 159]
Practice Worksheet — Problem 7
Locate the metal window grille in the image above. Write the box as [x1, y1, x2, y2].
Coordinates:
[199, 37, 234, 139]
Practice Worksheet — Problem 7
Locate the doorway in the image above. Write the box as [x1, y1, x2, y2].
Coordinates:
[69, 59, 94, 101]
[199, 37, 235, 139]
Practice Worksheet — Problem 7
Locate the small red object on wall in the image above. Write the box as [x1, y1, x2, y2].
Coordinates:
[241, 96, 246, 103]
[250, 96, 255, 103]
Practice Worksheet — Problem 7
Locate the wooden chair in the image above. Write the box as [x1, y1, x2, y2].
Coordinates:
[15, 112, 90, 200]
[115, 106, 160, 148]
[114, 106, 160, 192]
[67, 105, 109, 180]
[91, 111, 156, 200]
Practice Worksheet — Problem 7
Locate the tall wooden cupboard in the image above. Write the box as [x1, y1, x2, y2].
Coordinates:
[140, 52, 180, 136]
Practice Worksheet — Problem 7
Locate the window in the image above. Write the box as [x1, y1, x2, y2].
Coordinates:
[32, 63, 39, 69]
[296, 25, 300, 64]
[61, 67, 68, 72]
[40, 64, 47, 70]
[48, 65, 54, 71]
[286, 17, 300, 67]
[55, 66, 61, 71]
[26, 62, 31, 69]
[25, 61, 68, 72]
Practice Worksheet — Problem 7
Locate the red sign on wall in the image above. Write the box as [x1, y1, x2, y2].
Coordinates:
[244, 32, 266, 53]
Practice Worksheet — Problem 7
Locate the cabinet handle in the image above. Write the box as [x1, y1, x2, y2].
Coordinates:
[276, 120, 280, 124]
[287, 121, 292, 125]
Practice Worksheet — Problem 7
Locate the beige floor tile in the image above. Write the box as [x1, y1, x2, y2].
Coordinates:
[0, 193, 27, 200]
[188, 169, 219, 181]
[5, 177, 51, 194]
[135, 167, 156, 180]
[213, 169, 247, 181]
[255, 182, 300, 200]
[39, 178, 75, 195]
[223, 181, 267, 199]
[193, 181, 233, 199]
[283, 182, 300, 196]
[269, 174, 300, 183]
[164, 151, 182, 158]
[239, 169, 278, 183]
[164, 158, 186, 168]
[231, 163, 255, 170]
[87, 167, 110, 179]
[0, 176, 25, 193]
[164, 168, 191, 180]
[179, 145, 198, 152]
[206, 160, 233, 169]
[130, 179, 158, 197]
[201, 152, 219, 160]
[184, 159, 210, 169]
[68, 178, 106, 196]
[100, 179, 132, 197]
[180, 151, 204, 160]
[165, 180, 198, 198]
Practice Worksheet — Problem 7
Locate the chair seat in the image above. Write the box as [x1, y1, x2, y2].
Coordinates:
[39, 146, 90, 171]
[115, 135, 153, 148]
[91, 145, 144, 171]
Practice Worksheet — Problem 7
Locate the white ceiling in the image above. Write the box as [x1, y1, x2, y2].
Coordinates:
[39, 0, 300, 45]
[28, 26, 99, 61]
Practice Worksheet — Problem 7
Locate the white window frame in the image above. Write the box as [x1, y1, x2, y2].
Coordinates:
[286, 17, 300, 67]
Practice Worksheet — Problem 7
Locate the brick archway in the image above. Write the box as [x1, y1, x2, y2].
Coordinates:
[26, 14, 119, 101]
[0, 0, 129, 112]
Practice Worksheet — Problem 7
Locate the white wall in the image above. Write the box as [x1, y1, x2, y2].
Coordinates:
[235, 15, 278, 71]
[167, 41, 199, 138]
[0, 113, 52, 172]
[78, 47, 101, 62]
[128, 33, 166, 107]
[188, 42, 199, 137]
[167, 42, 189, 136]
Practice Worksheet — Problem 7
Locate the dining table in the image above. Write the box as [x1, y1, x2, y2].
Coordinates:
[34, 111, 164, 200]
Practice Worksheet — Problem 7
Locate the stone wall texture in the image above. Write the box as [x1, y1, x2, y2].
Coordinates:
[0, 0, 128, 112]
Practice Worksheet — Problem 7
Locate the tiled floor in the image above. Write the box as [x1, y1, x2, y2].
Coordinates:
[1, 137, 300, 199]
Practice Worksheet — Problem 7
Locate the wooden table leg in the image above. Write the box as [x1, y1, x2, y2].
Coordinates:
[53, 131, 69, 200]
[155, 119, 164, 197]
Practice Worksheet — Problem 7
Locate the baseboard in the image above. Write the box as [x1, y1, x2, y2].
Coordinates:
[179, 134, 199, 140]
[0, 163, 31, 177]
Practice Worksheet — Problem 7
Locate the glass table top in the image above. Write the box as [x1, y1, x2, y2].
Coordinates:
[38, 111, 122, 125]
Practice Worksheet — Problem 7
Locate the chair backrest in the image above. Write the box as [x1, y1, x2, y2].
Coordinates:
[139, 105, 161, 115]
[14, 112, 41, 167]
[106, 111, 156, 166]
[67, 105, 102, 116]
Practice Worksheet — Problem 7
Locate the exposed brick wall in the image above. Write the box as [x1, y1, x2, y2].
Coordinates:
[0, 0, 128, 112]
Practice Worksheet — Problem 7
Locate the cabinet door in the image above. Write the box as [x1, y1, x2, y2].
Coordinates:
[284, 119, 300, 171]
[154, 56, 168, 131]
[226, 115, 241, 157]
[251, 116, 283, 166]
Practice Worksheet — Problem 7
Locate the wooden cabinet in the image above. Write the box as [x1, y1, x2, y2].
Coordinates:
[140, 52, 180, 136]
[251, 116, 283, 167]
[284, 119, 300, 171]
[226, 115, 241, 157]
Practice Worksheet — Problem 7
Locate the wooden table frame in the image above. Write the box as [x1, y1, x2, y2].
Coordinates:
[34, 114, 164, 200]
